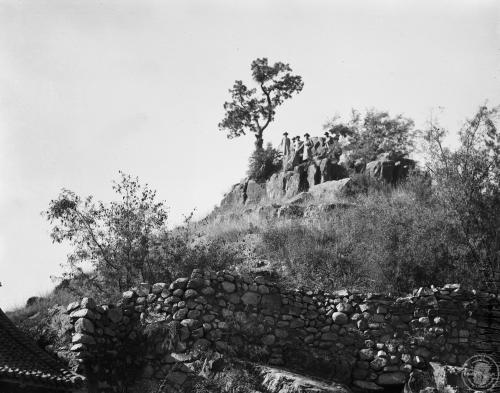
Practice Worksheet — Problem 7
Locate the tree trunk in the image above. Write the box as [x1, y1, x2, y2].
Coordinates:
[255, 133, 264, 151]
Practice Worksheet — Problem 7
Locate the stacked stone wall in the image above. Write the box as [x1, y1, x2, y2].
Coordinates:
[68, 269, 500, 392]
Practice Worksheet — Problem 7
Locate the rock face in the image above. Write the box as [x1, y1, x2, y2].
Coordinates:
[220, 182, 247, 208]
[267, 171, 295, 201]
[285, 165, 309, 199]
[69, 271, 500, 393]
[308, 178, 351, 202]
[284, 149, 304, 171]
[319, 159, 349, 182]
[224, 160, 349, 211]
[220, 179, 266, 208]
[245, 180, 266, 205]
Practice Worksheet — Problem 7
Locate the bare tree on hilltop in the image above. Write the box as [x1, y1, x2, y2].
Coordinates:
[219, 58, 304, 150]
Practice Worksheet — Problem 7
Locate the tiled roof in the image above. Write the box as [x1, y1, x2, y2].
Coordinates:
[0, 307, 85, 390]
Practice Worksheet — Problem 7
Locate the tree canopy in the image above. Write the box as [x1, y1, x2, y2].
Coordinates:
[219, 58, 304, 150]
[424, 105, 500, 280]
[44, 172, 169, 297]
[324, 109, 417, 166]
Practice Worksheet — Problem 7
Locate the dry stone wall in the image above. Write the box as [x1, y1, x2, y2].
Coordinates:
[68, 269, 500, 393]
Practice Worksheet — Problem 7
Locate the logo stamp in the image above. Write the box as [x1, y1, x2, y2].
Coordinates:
[461, 354, 500, 391]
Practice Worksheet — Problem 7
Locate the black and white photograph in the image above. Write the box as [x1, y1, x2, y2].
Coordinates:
[0, 1, 499, 392]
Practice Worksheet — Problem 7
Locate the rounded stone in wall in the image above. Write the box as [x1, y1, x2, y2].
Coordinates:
[376, 371, 406, 386]
[222, 281, 236, 293]
[242, 291, 261, 305]
[262, 334, 276, 346]
[332, 311, 348, 325]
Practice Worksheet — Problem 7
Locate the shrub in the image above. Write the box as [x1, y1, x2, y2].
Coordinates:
[44, 172, 169, 299]
[324, 109, 417, 167]
[259, 219, 367, 292]
[247, 143, 282, 183]
[259, 174, 483, 293]
[156, 225, 244, 281]
[425, 105, 500, 286]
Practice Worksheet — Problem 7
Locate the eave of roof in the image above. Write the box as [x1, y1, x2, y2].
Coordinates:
[0, 308, 85, 389]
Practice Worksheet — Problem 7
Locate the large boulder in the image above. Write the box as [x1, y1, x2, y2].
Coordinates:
[319, 159, 349, 182]
[307, 164, 321, 188]
[308, 178, 351, 202]
[267, 171, 294, 201]
[220, 182, 246, 208]
[285, 164, 308, 199]
[366, 155, 416, 183]
[366, 158, 395, 183]
[245, 180, 266, 205]
[284, 149, 303, 171]
[394, 158, 416, 182]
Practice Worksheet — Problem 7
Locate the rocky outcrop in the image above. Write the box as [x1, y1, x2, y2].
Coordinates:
[284, 150, 304, 171]
[267, 172, 294, 201]
[308, 178, 351, 202]
[220, 182, 246, 208]
[220, 179, 266, 208]
[225, 164, 349, 213]
[286, 165, 309, 199]
[246, 180, 266, 205]
[365, 155, 416, 184]
[319, 159, 349, 183]
[68, 271, 500, 393]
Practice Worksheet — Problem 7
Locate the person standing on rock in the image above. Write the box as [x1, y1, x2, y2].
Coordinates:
[293, 136, 301, 151]
[280, 132, 291, 156]
[325, 131, 335, 148]
[317, 136, 328, 159]
[303, 133, 313, 161]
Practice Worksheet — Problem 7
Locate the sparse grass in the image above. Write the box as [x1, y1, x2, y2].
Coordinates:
[6, 287, 77, 350]
[192, 359, 263, 393]
[6, 288, 77, 324]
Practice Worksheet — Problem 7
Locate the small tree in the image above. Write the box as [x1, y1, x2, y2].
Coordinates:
[44, 172, 169, 298]
[219, 58, 304, 150]
[424, 105, 500, 284]
[247, 143, 282, 183]
[324, 109, 417, 165]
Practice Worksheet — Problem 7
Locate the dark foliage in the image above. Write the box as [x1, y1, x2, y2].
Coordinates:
[219, 58, 304, 150]
[247, 143, 282, 183]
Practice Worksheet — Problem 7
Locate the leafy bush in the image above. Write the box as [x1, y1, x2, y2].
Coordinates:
[424, 105, 500, 284]
[44, 174, 243, 302]
[324, 109, 417, 167]
[247, 143, 282, 183]
[155, 222, 244, 282]
[44, 172, 169, 298]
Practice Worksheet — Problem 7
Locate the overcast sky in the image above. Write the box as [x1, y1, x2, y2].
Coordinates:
[0, 0, 499, 310]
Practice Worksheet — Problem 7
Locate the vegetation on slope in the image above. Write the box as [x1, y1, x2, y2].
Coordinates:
[7, 106, 499, 353]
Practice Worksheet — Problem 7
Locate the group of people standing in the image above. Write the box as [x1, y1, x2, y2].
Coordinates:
[279, 130, 346, 165]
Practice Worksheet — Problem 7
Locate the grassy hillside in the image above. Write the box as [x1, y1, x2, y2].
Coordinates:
[194, 174, 488, 295]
